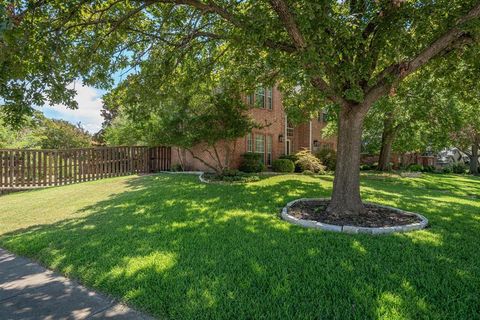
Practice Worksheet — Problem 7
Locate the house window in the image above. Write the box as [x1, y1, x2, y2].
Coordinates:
[246, 133, 253, 152]
[246, 93, 255, 106]
[255, 88, 265, 108]
[255, 134, 265, 163]
[321, 142, 333, 150]
[287, 122, 294, 137]
[266, 88, 273, 110]
[266, 135, 273, 165]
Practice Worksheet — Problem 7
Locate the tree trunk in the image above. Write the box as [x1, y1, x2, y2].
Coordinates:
[470, 142, 479, 175]
[377, 113, 397, 171]
[378, 133, 395, 171]
[327, 105, 368, 215]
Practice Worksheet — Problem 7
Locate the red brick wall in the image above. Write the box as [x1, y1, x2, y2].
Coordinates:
[360, 153, 401, 168]
[360, 153, 435, 169]
[310, 119, 337, 154]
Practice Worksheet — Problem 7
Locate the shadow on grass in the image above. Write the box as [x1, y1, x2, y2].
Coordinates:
[1, 173, 479, 319]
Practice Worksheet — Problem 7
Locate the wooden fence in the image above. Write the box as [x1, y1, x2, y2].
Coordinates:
[0, 146, 171, 189]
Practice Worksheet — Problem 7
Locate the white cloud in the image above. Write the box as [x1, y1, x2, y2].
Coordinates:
[41, 83, 105, 133]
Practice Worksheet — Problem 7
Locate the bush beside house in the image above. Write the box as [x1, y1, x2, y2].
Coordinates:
[272, 159, 295, 173]
[239, 153, 265, 173]
[279, 154, 301, 172]
[294, 149, 326, 174]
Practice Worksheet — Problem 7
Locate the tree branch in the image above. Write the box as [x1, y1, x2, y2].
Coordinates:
[365, 2, 480, 106]
[153, 0, 242, 27]
[310, 77, 348, 107]
[186, 148, 220, 173]
[264, 1, 346, 105]
[268, 0, 306, 50]
[159, 0, 297, 53]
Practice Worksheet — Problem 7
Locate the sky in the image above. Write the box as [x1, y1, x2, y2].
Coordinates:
[39, 83, 105, 134]
[39, 68, 133, 134]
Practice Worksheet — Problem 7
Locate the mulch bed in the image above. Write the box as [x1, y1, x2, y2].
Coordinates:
[288, 200, 421, 228]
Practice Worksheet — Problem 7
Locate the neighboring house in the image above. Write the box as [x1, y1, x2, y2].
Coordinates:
[436, 148, 467, 168]
[171, 86, 336, 171]
[361, 148, 465, 170]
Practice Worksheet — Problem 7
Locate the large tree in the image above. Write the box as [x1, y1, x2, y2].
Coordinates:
[2, 1, 480, 215]
[362, 66, 464, 171]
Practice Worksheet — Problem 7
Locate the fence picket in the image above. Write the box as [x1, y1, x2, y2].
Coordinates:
[0, 146, 171, 190]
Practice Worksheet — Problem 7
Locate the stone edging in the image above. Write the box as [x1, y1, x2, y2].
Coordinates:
[281, 198, 428, 234]
[198, 172, 209, 183]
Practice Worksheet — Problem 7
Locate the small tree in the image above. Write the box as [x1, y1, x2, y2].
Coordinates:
[104, 82, 258, 173]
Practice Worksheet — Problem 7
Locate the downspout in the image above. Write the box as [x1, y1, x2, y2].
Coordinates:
[284, 114, 288, 154]
[309, 121, 312, 151]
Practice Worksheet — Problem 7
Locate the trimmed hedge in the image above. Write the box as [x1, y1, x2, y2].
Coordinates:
[272, 159, 295, 173]
[204, 171, 260, 183]
[279, 154, 301, 172]
[239, 152, 265, 173]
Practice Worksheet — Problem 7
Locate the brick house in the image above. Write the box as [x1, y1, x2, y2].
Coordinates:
[171, 86, 336, 172]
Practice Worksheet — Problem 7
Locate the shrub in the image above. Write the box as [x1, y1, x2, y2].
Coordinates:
[315, 148, 336, 171]
[442, 166, 452, 174]
[302, 170, 314, 175]
[279, 154, 301, 172]
[220, 174, 260, 183]
[295, 149, 326, 173]
[221, 168, 241, 176]
[272, 159, 295, 173]
[239, 153, 265, 173]
[360, 163, 376, 171]
[360, 164, 371, 171]
[452, 163, 467, 174]
[204, 171, 260, 183]
[407, 164, 423, 172]
[421, 165, 435, 173]
[279, 154, 298, 162]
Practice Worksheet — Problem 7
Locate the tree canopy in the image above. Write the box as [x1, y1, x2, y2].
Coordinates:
[2, 0, 480, 214]
[0, 111, 92, 149]
[1, 1, 479, 122]
[362, 43, 480, 172]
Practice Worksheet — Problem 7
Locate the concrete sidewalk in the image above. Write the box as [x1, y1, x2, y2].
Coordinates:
[0, 248, 154, 320]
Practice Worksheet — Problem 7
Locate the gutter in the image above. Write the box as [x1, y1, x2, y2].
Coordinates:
[309, 121, 312, 151]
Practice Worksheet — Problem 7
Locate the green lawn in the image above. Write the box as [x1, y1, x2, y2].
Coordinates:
[1, 173, 479, 319]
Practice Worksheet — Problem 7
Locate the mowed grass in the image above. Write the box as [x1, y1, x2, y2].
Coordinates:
[1, 173, 479, 319]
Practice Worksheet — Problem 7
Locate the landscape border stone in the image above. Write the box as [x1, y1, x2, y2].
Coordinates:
[280, 198, 428, 234]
